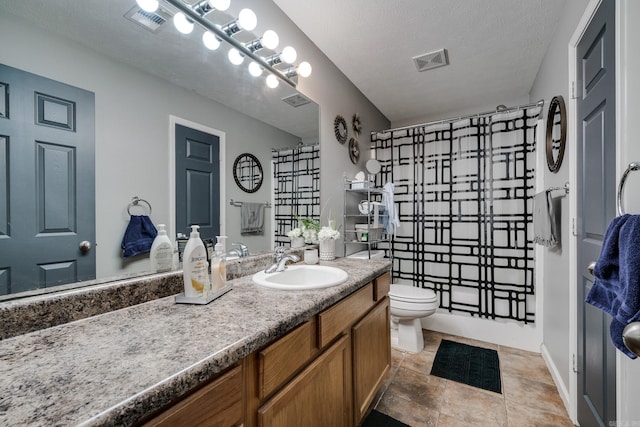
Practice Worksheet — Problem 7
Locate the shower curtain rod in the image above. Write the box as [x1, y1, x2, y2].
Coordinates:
[373, 99, 545, 135]
[271, 142, 319, 153]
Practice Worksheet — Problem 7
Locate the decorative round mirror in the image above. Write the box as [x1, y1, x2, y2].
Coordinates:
[546, 95, 566, 173]
[233, 153, 263, 193]
[334, 115, 348, 144]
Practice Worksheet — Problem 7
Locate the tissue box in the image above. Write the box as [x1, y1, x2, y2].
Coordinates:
[351, 180, 370, 190]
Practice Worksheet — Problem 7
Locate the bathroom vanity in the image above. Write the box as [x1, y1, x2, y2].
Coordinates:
[0, 257, 391, 427]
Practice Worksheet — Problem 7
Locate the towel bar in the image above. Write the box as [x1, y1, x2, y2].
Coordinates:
[617, 162, 640, 216]
[545, 182, 569, 195]
[229, 199, 272, 208]
[127, 196, 152, 215]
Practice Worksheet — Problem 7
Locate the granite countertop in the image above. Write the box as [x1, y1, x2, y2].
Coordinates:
[0, 257, 390, 426]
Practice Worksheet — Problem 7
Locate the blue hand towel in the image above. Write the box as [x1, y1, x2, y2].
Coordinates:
[121, 215, 158, 258]
[586, 214, 640, 359]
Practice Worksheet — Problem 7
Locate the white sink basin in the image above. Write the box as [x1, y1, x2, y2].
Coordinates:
[252, 265, 349, 290]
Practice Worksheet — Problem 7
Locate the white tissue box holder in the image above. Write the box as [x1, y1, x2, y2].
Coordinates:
[175, 283, 233, 305]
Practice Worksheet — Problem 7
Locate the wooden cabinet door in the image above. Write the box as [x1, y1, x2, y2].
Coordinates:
[258, 334, 352, 427]
[352, 299, 390, 424]
[143, 365, 243, 427]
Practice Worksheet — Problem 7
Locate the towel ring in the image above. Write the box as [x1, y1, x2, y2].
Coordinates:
[127, 196, 152, 216]
[617, 162, 640, 216]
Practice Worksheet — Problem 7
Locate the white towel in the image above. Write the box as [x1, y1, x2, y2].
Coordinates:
[382, 182, 400, 237]
[241, 202, 265, 235]
[532, 191, 557, 248]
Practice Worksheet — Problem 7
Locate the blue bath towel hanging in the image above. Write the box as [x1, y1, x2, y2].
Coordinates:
[121, 215, 158, 258]
[586, 214, 640, 359]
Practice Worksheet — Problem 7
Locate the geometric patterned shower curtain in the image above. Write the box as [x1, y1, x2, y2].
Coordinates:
[272, 144, 320, 247]
[372, 106, 542, 324]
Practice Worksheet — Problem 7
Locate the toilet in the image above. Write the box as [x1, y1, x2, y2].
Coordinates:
[388, 282, 438, 353]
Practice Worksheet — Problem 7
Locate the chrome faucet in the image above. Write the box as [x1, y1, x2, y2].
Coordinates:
[265, 246, 299, 273]
[232, 242, 249, 257]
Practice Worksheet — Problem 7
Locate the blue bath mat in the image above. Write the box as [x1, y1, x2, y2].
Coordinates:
[430, 339, 502, 393]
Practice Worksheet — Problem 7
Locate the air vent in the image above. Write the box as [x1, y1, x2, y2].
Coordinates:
[282, 93, 312, 108]
[124, 5, 171, 33]
[412, 48, 449, 72]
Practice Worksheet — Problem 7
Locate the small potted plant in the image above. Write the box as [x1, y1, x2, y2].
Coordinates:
[318, 222, 341, 261]
[287, 217, 320, 248]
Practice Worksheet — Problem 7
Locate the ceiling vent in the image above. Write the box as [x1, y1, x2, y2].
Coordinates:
[413, 48, 449, 72]
[124, 5, 171, 33]
[282, 93, 312, 108]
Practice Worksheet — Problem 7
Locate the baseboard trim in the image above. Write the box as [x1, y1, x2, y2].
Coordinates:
[540, 343, 574, 423]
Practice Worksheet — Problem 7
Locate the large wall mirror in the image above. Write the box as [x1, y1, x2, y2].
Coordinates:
[0, 0, 319, 298]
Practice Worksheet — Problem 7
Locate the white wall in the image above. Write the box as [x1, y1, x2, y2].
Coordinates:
[0, 13, 300, 279]
[528, 0, 591, 414]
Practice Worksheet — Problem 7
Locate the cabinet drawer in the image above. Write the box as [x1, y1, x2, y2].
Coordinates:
[318, 283, 374, 348]
[374, 272, 390, 301]
[143, 365, 242, 427]
[259, 318, 317, 399]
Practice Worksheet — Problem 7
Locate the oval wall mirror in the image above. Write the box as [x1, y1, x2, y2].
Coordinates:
[546, 95, 567, 173]
[233, 153, 263, 193]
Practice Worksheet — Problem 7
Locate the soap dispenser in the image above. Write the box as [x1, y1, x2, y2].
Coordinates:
[150, 224, 173, 273]
[210, 236, 227, 292]
[182, 225, 211, 298]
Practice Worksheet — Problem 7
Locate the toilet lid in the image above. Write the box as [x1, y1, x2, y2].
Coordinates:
[389, 284, 437, 302]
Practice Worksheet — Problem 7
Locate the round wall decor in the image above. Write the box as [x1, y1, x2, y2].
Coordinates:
[233, 153, 263, 193]
[352, 113, 362, 135]
[334, 115, 348, 144]
[348, 137, 360, 164]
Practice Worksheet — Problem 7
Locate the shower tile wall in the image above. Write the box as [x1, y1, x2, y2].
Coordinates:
[373, 107, 541, 323]
[272, 144, 320, 247]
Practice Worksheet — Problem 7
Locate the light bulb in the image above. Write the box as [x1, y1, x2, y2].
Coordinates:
[297, 61, 312, 78]
[281, 46, 297, 64]
[173, 12, 194, 34]
[248, 62, 263, 77]
[228, 48, 245, 65]
[262, 30, 279, 50]
[238, 8, 257, 31]
[266, 74, 279, 88]
[136, 0, 159, 13]
[207, 0, 230, 11]
[202, 31, 220, 50]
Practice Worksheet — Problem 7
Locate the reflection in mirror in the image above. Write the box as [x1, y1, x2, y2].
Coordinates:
[0, 0, 319, 299]
[545, 95, 566, 173]
[233, 153, 263, 193]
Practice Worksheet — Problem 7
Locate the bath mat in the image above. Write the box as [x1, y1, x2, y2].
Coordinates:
[430, 339, 502, 393]
[361, 410, 410, 427]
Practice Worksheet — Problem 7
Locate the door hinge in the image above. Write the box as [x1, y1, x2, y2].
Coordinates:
[572, 217, 577, 236]
[571, 81, 583, 99]
[573, 353, 578, 373]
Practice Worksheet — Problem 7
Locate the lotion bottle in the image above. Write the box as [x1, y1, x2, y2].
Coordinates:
[210, 236, 227, 292]
[150, 224, 173, 273]
[182, 225, 211, 298]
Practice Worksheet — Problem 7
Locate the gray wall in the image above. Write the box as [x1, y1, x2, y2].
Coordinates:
[529, 0, 590, 398]
[0, 13, 300, 279]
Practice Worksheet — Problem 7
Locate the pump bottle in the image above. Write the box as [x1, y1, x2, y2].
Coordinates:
[182, 225, 211, 298]
[210, 236, 227, 291]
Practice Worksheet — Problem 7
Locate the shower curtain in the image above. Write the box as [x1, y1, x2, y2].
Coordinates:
[373, 106, 542, 323]
[272, 144, 320, 247]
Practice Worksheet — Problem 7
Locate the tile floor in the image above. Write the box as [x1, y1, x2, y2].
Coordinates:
[373, 330, 575, 427]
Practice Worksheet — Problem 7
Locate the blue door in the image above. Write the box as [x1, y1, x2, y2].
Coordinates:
[0, 64, 95, 295]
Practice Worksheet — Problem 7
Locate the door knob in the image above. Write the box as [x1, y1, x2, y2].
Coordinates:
[79, 240, 92, 254]
[587, 261, 597, 276]
[623, 322, 640, 357]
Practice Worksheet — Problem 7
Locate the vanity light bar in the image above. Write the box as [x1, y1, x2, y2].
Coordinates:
[163, 0, 297, 88]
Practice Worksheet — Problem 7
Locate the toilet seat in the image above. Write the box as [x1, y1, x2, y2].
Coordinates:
[389, 284, 437, 303]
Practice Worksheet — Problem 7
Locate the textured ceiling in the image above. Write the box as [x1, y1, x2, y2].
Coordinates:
[274, 0, 566, 125]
